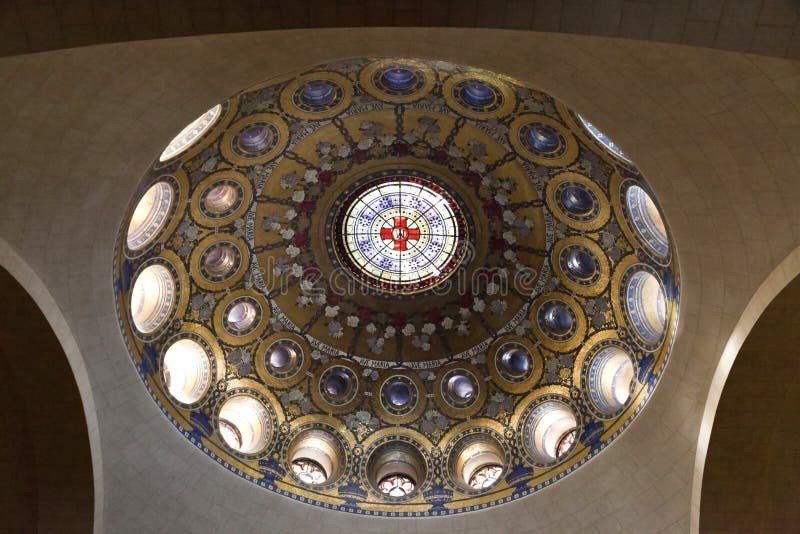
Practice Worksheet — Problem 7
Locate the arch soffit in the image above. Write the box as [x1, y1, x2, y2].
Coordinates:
[691, 244, 800, 533]
[0, 236, 104, 534]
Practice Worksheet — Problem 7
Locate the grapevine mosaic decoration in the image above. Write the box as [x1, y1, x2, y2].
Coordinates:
[114, 58, 680, 516]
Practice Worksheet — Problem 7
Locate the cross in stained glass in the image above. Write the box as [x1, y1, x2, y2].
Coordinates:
[379, 216, 421, 251]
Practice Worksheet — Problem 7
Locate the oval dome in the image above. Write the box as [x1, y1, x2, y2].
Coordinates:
[114, 57, 680, 516]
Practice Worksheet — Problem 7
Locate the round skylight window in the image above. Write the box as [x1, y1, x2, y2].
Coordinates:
[588, 346, 635, 415]
[332, 172, 468, 294]
[626, 269, 668, 345]
[162, 338, 211, 405]
[130, 264, 175, 334]
[523, 400, 579, 464]
[126, 182, 173, 250]
[286, 428, 345, 486]
[626, 185, 669, 257]
[218, 394, 272, 454]
[160, 104, 222, 162]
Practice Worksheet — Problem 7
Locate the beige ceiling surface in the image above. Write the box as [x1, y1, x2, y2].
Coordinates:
[1, 0, 799, 59]
[0, 27, 799, 533]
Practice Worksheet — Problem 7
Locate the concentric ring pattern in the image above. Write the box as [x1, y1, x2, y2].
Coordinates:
[114, 57, 679, 516]
[332, 171, 469, 294]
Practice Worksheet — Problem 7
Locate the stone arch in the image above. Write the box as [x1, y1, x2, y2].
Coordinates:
[0, 237, 103, 533]
[692, 245, 800, 533]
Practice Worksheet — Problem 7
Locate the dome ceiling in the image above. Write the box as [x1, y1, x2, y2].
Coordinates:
[113, 57, 680, 516]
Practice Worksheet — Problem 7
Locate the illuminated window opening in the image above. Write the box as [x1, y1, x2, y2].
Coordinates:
[159, 104, 221, 161]
[368, 442, 425, 498]
[499, 343, 531, 378]
[162, 338, 211, 404]
[454, 435, 505, 491]
[130, 264, 175, 334]
[218, 395, 271, 454]
[626, 185, 668, 257]
[385, 379, 412, 408]
[320, 366, 358, 405]
[227, 300, 257, 331]
[204, 183, 239, 214]
[563, 247, 597, 280]
[626, 270, 667, 344]
[588, 346, 635, 414]
[442, 369, 479, 409]
[203, 243, 238, 278]
[526, 401, 578, 463]
[266, 339, 303, 375]
[126, 182, 173, 250]
[288, 429, 345, 485]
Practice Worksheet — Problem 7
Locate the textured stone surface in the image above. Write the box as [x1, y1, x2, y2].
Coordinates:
[0, 27, 799, 533]
[0, 0, 799, 58]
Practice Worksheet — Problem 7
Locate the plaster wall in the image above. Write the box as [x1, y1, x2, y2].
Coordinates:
[0, 28, 799, 533]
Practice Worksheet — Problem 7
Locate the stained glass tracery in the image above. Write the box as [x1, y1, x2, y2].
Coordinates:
[378, 474, 416, 497]
[333, 174, 468, 294]
[556, 429, 577, 459]
[291, 459, 327, 484]
[469, 464, 503, 489]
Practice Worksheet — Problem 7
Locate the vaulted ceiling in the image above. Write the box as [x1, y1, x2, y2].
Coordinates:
[1, 20, 800, 534]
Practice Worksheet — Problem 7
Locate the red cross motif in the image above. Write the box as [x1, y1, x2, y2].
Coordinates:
[380, 216, 420, 251]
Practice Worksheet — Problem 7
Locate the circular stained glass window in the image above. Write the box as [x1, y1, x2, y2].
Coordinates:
[378, 474, 416, 497]
[332, 172, 469, 294]
[291, 458, 328, 485]
[556, 429, 577, 459]
[469, 464, 503, 489]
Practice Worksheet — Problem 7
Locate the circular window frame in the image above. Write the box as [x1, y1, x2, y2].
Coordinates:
[123, 172, 187, 259]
